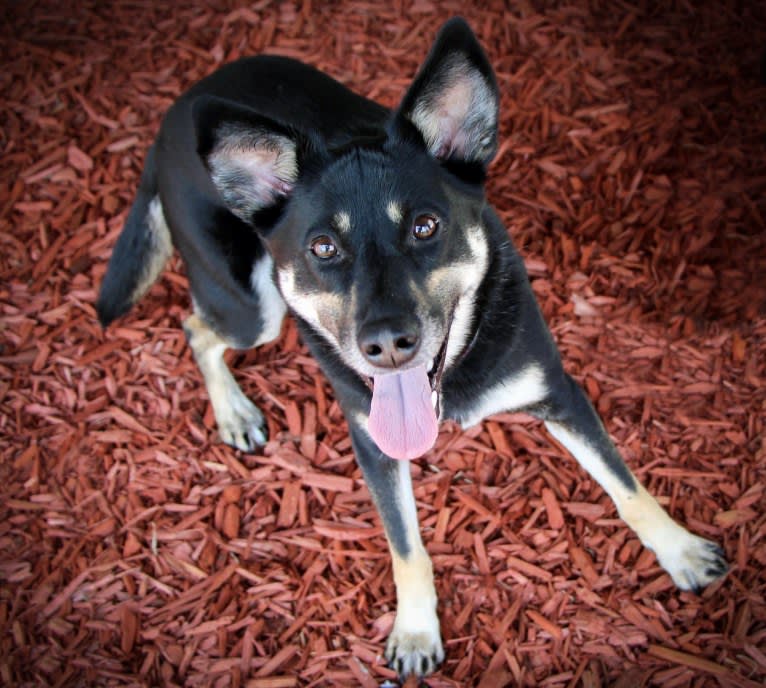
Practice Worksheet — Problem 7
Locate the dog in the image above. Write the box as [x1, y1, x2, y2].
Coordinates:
[97, 18, 728, 679]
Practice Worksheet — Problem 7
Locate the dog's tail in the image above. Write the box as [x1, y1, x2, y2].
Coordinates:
[96, 145, 173, 327]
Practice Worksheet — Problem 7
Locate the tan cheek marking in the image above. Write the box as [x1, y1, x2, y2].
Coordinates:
[425, 225, 488, 294]
[315, 293, 346, 336]
[277, 266, 347, 345]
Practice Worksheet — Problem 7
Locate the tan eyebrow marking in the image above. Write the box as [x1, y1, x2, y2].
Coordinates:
[386, 201, 403, 224]
[334, 211, 351, 233]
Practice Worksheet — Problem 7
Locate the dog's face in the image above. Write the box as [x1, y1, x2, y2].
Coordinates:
[269, 141, 489, 382]
[196, 19, 499, 458]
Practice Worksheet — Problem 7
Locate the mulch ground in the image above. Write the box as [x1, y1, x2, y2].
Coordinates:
[2, 1, 765, 686]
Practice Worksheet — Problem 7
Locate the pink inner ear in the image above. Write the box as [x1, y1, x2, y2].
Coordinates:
[439, 80, 473, 123]
[208, 133, 298, 223]
[435, 126, 471, 159]
[432, 80, 472, 158]
[234, 147, 295, 201]
[408, 57, 495, 163]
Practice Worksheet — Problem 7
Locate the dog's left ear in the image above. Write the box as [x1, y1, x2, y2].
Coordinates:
[194, 95, 306, 227]
[395, 17, 498, 166]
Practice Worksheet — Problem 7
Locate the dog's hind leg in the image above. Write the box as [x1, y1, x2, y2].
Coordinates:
[183, 311, 270, 452]
[348, 424, 444, 679]
[540, 373, 728, 592]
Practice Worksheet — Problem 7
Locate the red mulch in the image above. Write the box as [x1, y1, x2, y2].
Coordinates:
[2, 2, 765, 686]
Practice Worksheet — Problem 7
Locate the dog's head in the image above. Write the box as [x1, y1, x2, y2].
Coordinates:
[196, 18, 499, 459]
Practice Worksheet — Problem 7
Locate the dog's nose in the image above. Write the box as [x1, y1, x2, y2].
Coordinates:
[358, 318, 420, 368]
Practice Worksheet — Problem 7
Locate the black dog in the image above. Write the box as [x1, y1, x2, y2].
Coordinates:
[98, 18, 727, 678]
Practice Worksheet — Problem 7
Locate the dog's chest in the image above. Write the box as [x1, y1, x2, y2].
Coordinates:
[441, 363, 548, 428]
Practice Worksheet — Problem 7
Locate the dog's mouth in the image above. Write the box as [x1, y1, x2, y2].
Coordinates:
[427, 334, 450, 412]
[365, 332, 449, 461]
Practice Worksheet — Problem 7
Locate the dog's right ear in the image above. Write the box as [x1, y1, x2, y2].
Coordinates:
[194, 96, 302, 226]
[395, 17, 498, 168]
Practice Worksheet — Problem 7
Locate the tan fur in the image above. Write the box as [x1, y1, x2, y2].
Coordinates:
[184, 312, 267, 451]
[129, 197, 173, 306]
[545, 421, 725, 590]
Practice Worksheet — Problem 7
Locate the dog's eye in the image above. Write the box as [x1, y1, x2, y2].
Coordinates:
[310, 235, 338, 259]
[412, 214, 439, 240]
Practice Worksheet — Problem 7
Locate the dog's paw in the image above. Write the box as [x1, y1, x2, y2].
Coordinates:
[655, 531, 728, 593]
[385, 623, 444, 679]
[215, 393, 268, 452]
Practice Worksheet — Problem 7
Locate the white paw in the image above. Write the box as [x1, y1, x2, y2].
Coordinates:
[214, 391, 268, 452]
[385, 614, 444, 679]
[653, 530, 728, 592]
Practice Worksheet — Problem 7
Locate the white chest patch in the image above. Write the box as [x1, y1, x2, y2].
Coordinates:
[250, 255, 287, 346]
[459, 364, 548, 428]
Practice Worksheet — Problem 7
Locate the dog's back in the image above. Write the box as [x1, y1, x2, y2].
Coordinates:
[97, 56, 389, 340]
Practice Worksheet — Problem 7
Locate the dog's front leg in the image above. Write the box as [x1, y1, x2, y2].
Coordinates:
[540, 373, 728, 592]
[348, 424, 444, 678]
[183, 313, 268, 451]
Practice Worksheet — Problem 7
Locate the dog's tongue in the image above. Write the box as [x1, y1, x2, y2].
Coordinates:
[367, 364, 438, 460]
